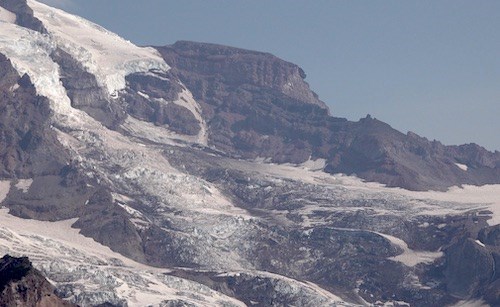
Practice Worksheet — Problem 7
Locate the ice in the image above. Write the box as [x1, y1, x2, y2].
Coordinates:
[122, 116, 201, 146]
[330, 227, 442, 267]
[402, 185, 500, 226]
[28, 0, 170, 96]
[455, 163, 468, 171]
[0, 23, 70, 113]
[217, 271, 353, 306]
[299, 158, 327, 171]
[451, 299, 489, 307]
[136, 91, 150, 99]
[233, 159, 500, 226]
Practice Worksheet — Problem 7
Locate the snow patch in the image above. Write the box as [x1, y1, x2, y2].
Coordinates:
[122, 116, 201, 146]
[330, 227, 443, 267]
[300, 158, 327, 171]
[451, 299, 489, 307]
[0, 6, 16, 23]
[216, 270, 352, 306]
[378, 232, 443, 267]
[171, 88, 208, 145]
[15, 179, 33, 193]
[9, 83, 19, 92]
[137, 91, 150, 99]
[455, 163, 468, 171]
[475, 240, 486, 248]
[0, 181, 10, 203]
[28, 0, 170, 96]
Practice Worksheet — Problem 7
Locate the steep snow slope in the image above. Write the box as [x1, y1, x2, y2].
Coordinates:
[0, 22, 73, 115]
[28, 0, 169, 96]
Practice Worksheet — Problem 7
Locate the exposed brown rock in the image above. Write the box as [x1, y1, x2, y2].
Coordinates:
[0, 53, 69, 178]
[0, 255, 77, 307]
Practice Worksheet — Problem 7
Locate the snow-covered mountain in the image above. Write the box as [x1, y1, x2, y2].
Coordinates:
[0, 0, 499, 306]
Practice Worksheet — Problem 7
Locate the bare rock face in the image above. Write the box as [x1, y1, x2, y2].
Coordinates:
[0, 255, 76, 307]
[0, 54, 69, 178]
[123, 71, 201, 136]
[443, 238, 495, 299]
[0, 0, 47, 33]
[159, 41, 328, 111]
[73, 188, 146, 263]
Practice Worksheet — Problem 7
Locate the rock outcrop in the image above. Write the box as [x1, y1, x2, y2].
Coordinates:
[0, 0, 47, 33]
[0, 255, 76, 307]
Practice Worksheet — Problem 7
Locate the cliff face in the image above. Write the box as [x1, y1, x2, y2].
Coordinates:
[0, 54, 69, 178]
[157, 41, 500, 191]
[159, 41, 328, 111]
[0, 255, 76, 307]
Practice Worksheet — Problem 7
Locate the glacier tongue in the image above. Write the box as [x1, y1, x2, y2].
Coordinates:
[0, 207, 246, 307]
[28, 0, 170, 96]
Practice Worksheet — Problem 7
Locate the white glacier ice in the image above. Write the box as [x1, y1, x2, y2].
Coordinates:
[0, 23, 72, 113]
[28, 0, 170, 96]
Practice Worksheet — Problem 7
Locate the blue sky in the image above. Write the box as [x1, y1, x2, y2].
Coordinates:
[41, 0, 500, 151]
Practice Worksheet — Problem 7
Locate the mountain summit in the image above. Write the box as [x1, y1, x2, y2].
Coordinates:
[0, 0, 500, 306]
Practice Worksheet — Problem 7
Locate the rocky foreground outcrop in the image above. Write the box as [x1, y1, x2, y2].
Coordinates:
[0, 255, 76, 307]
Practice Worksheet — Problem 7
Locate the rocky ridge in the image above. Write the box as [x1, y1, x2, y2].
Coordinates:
[158, 41, 500, 191]
[0, 255, 76, 307]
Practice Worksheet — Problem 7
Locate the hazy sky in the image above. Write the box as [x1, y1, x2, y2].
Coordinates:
[41, 0, 500, 151]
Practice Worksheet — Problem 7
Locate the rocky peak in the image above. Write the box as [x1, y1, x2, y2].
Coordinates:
[158, 41, 329, 111]
[0, 255, 76, 307]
